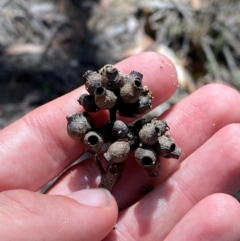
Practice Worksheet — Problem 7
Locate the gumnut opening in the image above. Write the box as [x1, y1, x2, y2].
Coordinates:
[157, 135, 176, 156]
[94, 87, 117, 110]
[135, 146, 157, 167]
[120, 71, 143, 104]
[139, 122, 161, 145]
[83, 131, 104, 153]
[152, 119, 169, 136]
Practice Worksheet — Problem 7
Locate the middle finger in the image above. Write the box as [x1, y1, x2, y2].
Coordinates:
[47, 84, 240, 209]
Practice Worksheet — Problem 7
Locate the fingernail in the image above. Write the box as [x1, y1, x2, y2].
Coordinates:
[67, 188, 111, 207]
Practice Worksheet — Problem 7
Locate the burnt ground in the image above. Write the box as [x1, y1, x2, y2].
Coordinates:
[1, 0, 240, 128]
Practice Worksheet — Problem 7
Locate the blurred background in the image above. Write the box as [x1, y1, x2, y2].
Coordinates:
[0, 0, 240, 128]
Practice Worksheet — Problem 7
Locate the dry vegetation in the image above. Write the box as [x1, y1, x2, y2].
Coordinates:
[0, 0, 240, 128]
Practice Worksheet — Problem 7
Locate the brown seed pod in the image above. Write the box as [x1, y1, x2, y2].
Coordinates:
[151, 119, 169, 136]
[104, 141, 130, 163]
[99, 64, 125, 90]
[111, 120, 129, 139]
[120, 71, 143, 104]
[132, 86, 153, 114]
[157, 135, 176, 156]
[135, 146, 157, 167]
[66, 112, 93, 141]
[134, 95, 152, 114]
[129, 70, 143, 83]
[83, 131, 104, 153]
[139, 122, 160, 145]
[94, 87, 117, 109]
[78, 94, 100, 112]
[135, 146, 160, 177]
[165, 146, 182, 159]
[83, 70, 104, 96]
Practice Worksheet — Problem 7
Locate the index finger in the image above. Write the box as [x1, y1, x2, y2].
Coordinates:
[0, 52, 178, 191]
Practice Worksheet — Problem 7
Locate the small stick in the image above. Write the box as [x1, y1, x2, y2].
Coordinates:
[94, 154, 106, 175]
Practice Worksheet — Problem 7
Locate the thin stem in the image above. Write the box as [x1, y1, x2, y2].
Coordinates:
[94, 154, 106, 175]
[109, 107, 117, 123]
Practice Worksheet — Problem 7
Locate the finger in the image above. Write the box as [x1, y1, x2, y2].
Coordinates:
[165, 194, 240, 241]
[0, 188, 117, 241]
[155, 83, 240, 182]
[0, 52, 177, 191]
[47, 84, 240, 210]
[104, 124, 240, 240]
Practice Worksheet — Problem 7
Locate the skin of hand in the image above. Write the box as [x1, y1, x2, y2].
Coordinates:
[1, 52, 240, 241]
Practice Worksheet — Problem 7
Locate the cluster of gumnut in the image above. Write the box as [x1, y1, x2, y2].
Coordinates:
[66, 64, 181, 191]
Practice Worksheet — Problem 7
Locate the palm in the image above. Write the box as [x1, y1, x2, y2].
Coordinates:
[1, 52, 240, 240]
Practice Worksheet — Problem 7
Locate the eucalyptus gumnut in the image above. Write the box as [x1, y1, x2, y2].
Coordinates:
[83, 131, 104, 153]
[66, 112, 93, 141]
[165, 146, 182, 159]
[104, 141, 130, 163]
[135, 146, 160, 177]
[135, 146, 157, 167]
[94, 87, 117, 109]
[139, 122, 161, 145]
[120, 70, 143, 104]
[133, 94, 152, 114]
[111, 120, 129, 138]
[78, 94, 100, 112]
[152, 119, 169, 136]
[99, 64, 125, 90]
[83, 70, 104, 96]
[157, 135, 175, 156]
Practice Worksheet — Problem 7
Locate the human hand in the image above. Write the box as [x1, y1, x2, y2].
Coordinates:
[1, 52, 240, 240]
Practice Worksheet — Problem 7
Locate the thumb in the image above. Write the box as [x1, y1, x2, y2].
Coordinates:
[0, 188, 118, 241]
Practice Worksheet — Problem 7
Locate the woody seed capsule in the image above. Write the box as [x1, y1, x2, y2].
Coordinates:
[99, 64, 125, 90]
[157, 135, 176, 156]
[83, 70, 104, 96]
[94, 87, 117, 109]
[111, 120, 129, 138]
[135, 146, 157, 167]
[139, 122, 161, 145]
[165, 146, 182, 159]
[120, 71, 143, 104]
[66, 112, 93, 141]
[133, 95, 152, 114]
[104, 141, 130, 163]
[135, 146, 160, 177]
[78, 94, 100, 112]
[152, 119, 169, 136]
[84, 131, 104, 153]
